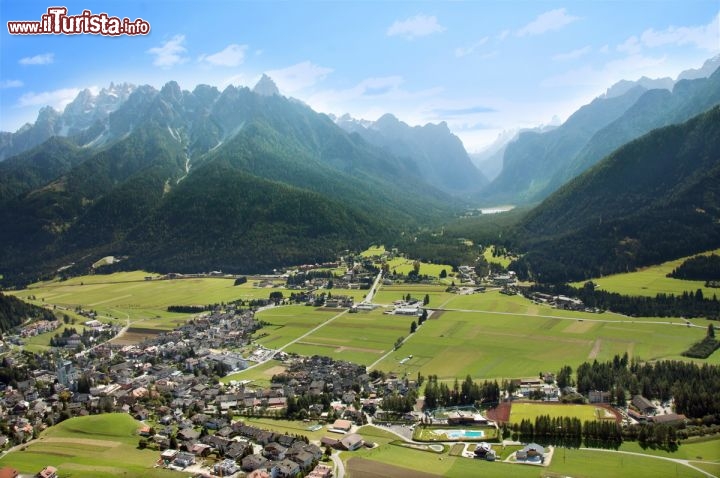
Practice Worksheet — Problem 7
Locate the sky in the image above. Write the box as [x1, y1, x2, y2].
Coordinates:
[1, 1, 718, 152]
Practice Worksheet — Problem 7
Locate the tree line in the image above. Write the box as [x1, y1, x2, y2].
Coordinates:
[423, 375, 500, 410]
[527, 282, 720, 319]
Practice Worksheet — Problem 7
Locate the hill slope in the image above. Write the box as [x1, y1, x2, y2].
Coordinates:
[511, 106, 720, 282]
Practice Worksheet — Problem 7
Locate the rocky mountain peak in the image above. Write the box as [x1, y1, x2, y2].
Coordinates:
[253, 74, 280, 96]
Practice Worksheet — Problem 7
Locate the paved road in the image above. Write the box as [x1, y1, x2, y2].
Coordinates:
[330, 451, 345, 478]
[362, 270, 384, 304]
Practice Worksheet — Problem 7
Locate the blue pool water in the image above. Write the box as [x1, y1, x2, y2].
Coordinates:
[442, 429, 485, 439]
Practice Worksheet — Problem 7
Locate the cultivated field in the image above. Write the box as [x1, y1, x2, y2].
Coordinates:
[255, 305, 410, 364]
[372, 288, 717, 380]
[508, 402, 619, 424]
[572, 249, 720, 298]
[0, 414, 177, 478]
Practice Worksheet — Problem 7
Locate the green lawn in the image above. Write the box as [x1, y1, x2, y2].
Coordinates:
[508, 402, 616, 424]
[0, 414, 178, 478]
[385, 258, 453, 279]
[483, 245, 513, 269]
[571, 249, 720, 298]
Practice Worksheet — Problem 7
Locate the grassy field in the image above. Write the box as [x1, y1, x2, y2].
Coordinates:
[0, 414, 178, 478]
[222, 360, 287, 387]
[385, 258, 453, 279]
[255, 305, 410, 365]
[372, 288, 718, 380]
[572, 249, 720, 298]
[236, 417, 332, 442]
[508, 402, 617, 424]
[483, 245, 513, 269]
[360, 245, 386, 257]
[619, 435, 720, 461]
[7, 272, 296, 339]
[343, 424, 709, 478]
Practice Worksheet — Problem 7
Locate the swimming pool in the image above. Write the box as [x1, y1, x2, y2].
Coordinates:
[435, 429, 485, 439]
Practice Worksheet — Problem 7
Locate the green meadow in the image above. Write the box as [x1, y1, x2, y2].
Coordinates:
[572, 249, 720, 298]
[372, 288, 716, 380]
[255, 305, 409, 364]
[0, 414, 177, 478]
[8, 272, 294, 336]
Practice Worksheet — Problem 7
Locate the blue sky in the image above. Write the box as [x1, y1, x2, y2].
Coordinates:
[1, 1, 718, 151]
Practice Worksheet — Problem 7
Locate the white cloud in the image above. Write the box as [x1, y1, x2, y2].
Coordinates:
[147, 35, 188, 68]
[19, 53, 54, 65]
[199, 44, 248, 67]
[552, 45, 592, 61]
[640, 12, 720, 52]
[266, 61, 333, 93]
[617, 36, 642, 55]
[497, 29, 510, 41]
[455, 37, 489, 58]
[0, 79, 23, 88]
[599, 44, 610, 54]
[541, 54, 667, 88]
[517, 8, 580, 36]
[387, 14, 445, 39]
[18, 87, 87, 109]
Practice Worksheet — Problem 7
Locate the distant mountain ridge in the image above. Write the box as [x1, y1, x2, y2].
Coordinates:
[334, 113, 488, 196]
[0, 83, 135, 161]
[478, 59, 720, 206]
[0, 77, 457, 286]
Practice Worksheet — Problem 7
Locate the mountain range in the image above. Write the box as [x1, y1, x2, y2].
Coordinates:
[0, 77, 459, 285]
[2, 56, 720, 287]
[478, 56, 720, 206]
[334, 113, 488, 196]
[511, 104, 720, 282]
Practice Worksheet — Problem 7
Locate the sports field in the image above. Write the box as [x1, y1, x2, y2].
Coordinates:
[508, 402, 619, 424]
[0, 414, 177, 478]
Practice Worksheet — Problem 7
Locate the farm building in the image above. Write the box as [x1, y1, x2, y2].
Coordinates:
[632, 395, 656, 415]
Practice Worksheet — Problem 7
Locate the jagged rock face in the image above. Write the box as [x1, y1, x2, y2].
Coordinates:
[253, 74, 280, 96]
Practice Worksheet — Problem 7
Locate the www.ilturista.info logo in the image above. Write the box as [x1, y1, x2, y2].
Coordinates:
[7, 7, 150, 36]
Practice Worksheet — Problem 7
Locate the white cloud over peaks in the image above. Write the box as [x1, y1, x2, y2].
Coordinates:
[266, 61, 333, 93]
[147, 35, 188, 68]
[455, 37, 489, 58]
[19, 53, 54, 65]
[0, 79, 23, 88]
[18, 86, 97, 110]
[552, 45, 592, 61]
[387, 14, 445, 39]
[517, 8, 580, 36]
[617, 36, 642, 54]
[640, 12, 720, 52]
[200, 44, 248, 67]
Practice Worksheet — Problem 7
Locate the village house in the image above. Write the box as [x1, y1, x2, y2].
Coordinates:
[632, 395, 656, 415]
